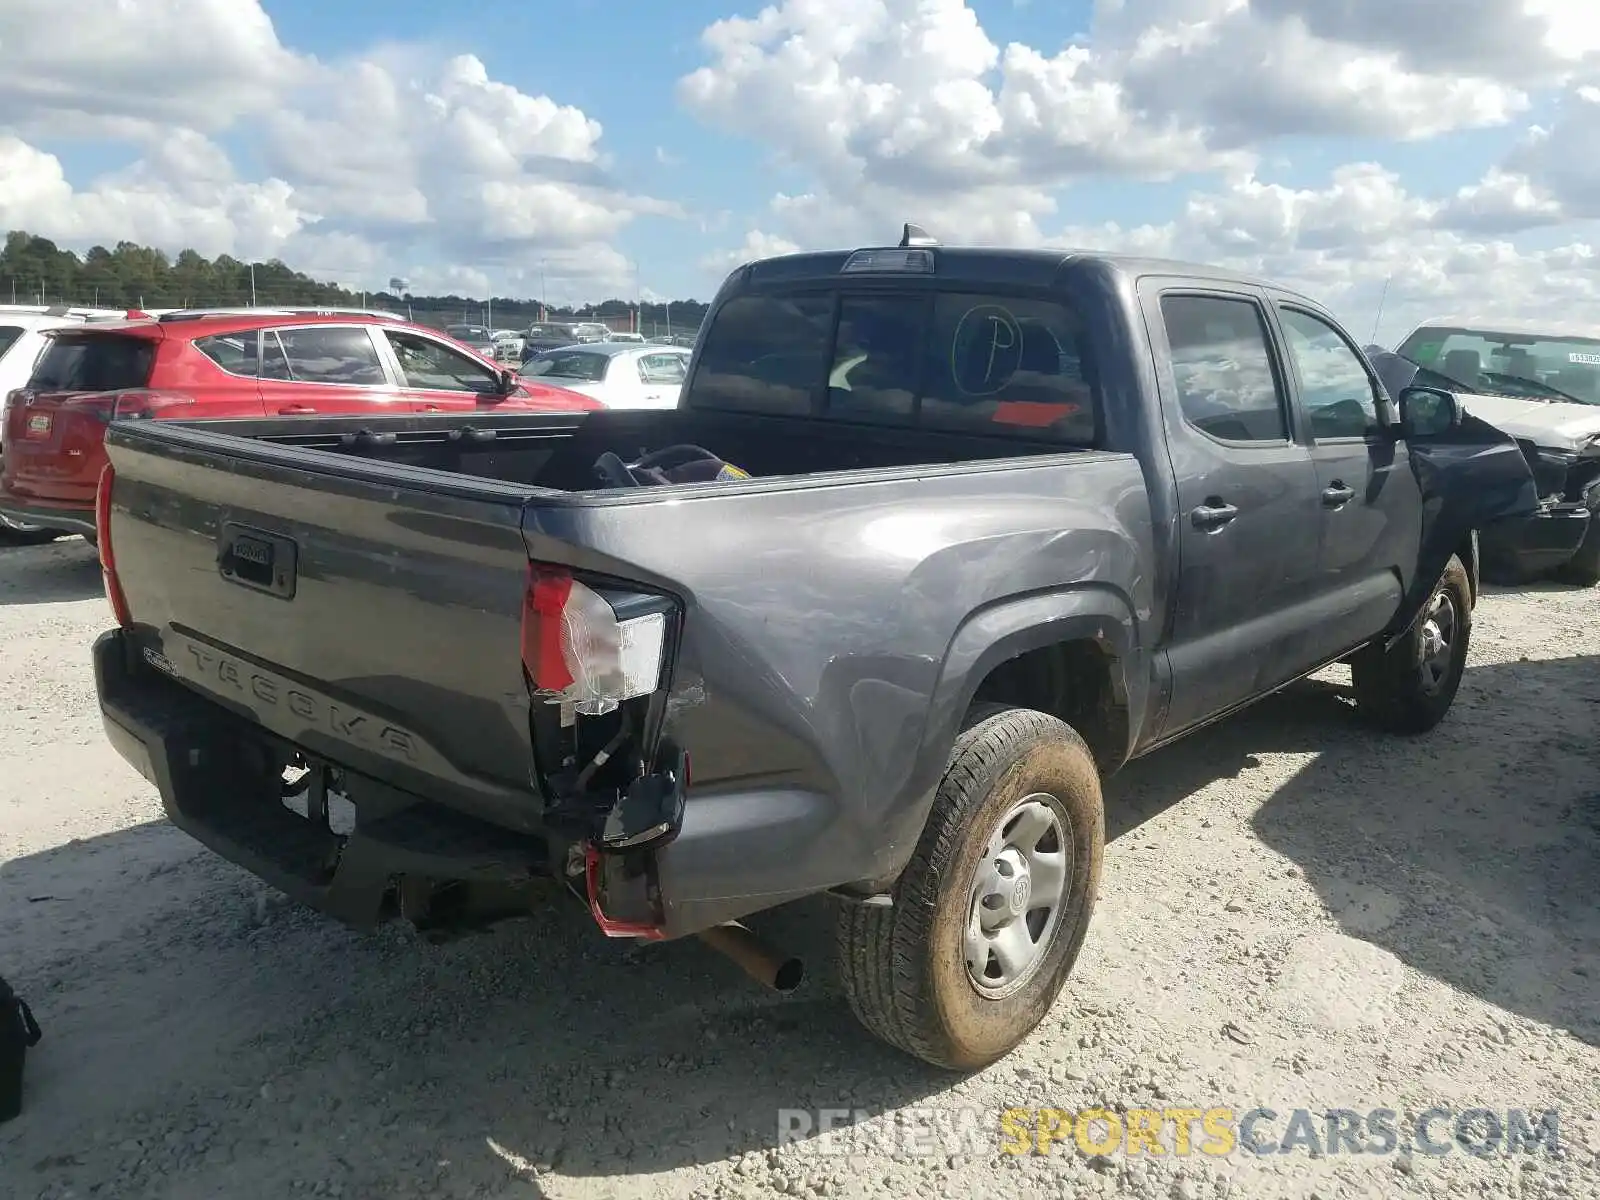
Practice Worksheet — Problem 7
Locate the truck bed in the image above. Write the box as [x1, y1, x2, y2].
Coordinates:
[165, 406, 1080, 493]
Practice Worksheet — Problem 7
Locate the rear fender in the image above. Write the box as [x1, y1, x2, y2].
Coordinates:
[1393, 410, 1539, 641]
[875, 586, 1142, 873]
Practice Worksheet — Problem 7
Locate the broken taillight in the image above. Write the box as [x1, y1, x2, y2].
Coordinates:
[95, 463, 132, 627]
[519, 565, 668, 716]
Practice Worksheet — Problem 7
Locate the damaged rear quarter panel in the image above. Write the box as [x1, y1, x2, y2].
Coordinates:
[521, 453, 1155, 931]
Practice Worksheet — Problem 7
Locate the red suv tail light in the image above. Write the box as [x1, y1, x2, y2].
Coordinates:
[63, 390, 196, 422]
[520, 566, 669, 716]
[95, 463, 132, 627]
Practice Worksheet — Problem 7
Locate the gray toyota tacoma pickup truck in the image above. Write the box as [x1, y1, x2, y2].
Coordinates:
[90, 232, 1537, 1069]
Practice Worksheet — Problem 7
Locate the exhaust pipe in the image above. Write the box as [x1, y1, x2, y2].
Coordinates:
[697, 921, 804, 992]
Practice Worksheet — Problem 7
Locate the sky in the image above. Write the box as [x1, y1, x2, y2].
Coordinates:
[2, 0, 1600, 341]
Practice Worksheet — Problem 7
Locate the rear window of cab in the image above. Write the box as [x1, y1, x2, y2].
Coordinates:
[29, 334, 156, 392]
[687, 290, 1099, 444]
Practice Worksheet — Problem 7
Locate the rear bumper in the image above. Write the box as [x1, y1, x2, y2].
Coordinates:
[0, 490, 96, 537]
[1479, 503, 1591, 577]
[93, 627, 845, 938]
[94, 628, 554, 931]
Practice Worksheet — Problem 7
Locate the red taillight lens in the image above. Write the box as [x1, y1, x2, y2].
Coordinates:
[522, 567, 575, 692]
[519, 564, 668, 716]
[95, 463, 132, 627]
[62, 390, 195, 423]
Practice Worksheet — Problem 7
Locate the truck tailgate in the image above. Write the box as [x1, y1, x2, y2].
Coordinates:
[102, 422, 541, 823]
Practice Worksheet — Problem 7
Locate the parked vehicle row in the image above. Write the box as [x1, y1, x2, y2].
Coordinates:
[87, 229, 1539, 1071]
[0, 307, 600, 542]
[1366, 316, 1600, 584]
[517, 341, 691, 408]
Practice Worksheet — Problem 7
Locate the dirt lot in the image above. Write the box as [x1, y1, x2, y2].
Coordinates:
[1, 536, 1596, 1200]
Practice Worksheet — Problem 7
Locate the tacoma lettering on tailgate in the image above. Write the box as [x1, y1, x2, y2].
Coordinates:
[182, 643, 419, 761]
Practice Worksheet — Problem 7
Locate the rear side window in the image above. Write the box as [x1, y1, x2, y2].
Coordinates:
[29, 335, 156, 392]
[1160, 295, 1288, 443]
[193, 332, 260, 377]
[0, 326, 23, 360]
[637, 352, 688, 385]
[262, 327, 386, 386]
[691, 291, 1099, 443]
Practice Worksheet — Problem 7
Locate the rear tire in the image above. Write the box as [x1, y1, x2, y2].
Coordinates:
[835, 705, 1104, 1070]
[1351, 555, 1472, 735]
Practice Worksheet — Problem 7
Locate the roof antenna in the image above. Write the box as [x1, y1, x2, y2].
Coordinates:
[900, 223, 939, 248]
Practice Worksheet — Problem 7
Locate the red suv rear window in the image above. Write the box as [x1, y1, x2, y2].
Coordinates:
[30, 334, 156, 393]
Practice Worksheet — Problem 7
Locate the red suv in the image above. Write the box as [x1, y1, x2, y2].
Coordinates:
[0, 308, 601, 541]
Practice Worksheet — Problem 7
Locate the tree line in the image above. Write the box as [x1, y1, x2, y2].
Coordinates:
[0, 231, 710, 333]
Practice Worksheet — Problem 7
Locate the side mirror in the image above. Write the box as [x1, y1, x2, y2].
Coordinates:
[1395, 385, 1458, 439]
[494, 368, 518, 396]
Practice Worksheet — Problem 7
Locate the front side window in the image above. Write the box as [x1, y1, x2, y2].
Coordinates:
[264, 326, 387, 386]
[386, 331, 499, 393]
[1277, 308, 1381, 439]
[1395, 325, 1600, 405]
[1160, 295, 1288, 443]
[0, 326, 24, 361]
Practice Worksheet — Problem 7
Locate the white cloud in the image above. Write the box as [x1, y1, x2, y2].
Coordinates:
[678, 0, 1554, 223]
[698, 229, 802, 276]
[692, 0, 1600, 332]
[0, 0, 306, 138]
[0, 1, 672, 298]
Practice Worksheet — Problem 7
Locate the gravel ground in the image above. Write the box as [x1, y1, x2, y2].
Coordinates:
[1, 535, 1596, 1200]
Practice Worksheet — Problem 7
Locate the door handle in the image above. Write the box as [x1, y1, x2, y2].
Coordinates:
[421, 404, 442, 411]
[1190, 501, 1239, 530]
[1322, 482, 1356, 507]
[278, 405, 315, 415]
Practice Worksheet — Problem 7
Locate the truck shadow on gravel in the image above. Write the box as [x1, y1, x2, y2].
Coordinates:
[0, 537, 102, 605]
[1106, 653, 1598, 1049]
[2, 657, 1595, 1195]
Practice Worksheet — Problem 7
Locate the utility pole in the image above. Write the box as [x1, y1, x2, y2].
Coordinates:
[1369, 276, 1392, 345]
[250, 263, 258, 306]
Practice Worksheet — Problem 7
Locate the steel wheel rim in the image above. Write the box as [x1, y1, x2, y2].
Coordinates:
[964, 793, 1071, 1000]
[1418, 586, 1457, 694]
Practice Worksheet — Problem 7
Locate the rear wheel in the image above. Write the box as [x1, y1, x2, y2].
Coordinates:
[1351, 555, 1472, 734]
[835, 706, 1104, 1070]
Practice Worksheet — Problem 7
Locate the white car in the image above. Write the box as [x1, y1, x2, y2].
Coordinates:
[516, 342, 690, 409]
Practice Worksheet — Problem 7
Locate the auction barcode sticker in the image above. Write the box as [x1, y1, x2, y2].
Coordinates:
[1568, 352, 1600, 364]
